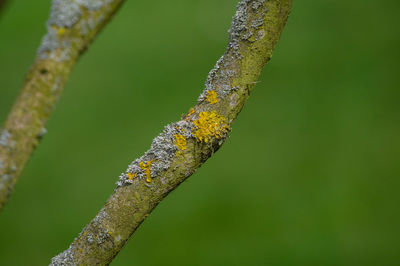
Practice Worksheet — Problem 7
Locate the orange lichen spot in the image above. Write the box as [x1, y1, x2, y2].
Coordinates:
[193, 111, 230, 143]
[185, 108, 196, 121]
[206, 90, 218, 104]
[127, 172, 137, 180]
[57, 27, 66, 35]
[139, 160, 153, 183]
[174, 134, 187, 151]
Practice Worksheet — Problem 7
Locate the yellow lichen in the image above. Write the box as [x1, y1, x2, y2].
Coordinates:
[185, 108, 196, 121]
[192, 111, 230, 143]
[78, 231, 87, 244]
[139, 160, 153, 183]
[57, 27, 66, 35]
[175, 126, 184, 133]
[174, 134, 187, 151]
[127, 172, 137, 180]
[206, 90, 218, 104]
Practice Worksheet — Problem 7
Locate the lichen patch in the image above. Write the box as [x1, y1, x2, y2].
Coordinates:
[37, 0, 116, 61]
[0, 130, 10, 147]
[184, 108, 196, 122]
[50, 246, 75, 266]
[192, 111, 230, 143]
[139, 160, 153, 183]
[205, 90, 218, 104]
[127, 172, 137, 181]
[174, 134, 187, 151]
[57, 27, 67, 35]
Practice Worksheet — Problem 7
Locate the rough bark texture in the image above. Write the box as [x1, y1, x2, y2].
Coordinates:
[0, 0, 125, 211]
[50, 0, 292, 265]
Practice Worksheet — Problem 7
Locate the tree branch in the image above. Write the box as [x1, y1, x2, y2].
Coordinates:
[50, 0, 292, 265]
[0, 0, 125, 211]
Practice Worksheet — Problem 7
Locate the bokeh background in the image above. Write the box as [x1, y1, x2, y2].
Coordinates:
[0, 0, 399, 265]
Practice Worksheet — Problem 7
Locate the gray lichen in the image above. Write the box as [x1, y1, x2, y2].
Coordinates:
[251, 0, 265, 10]
[38, 29, 58, 59]
[50, 246, 75, 266]
[1, 174, 11, 183]
[86, 233, 94, 244]
[228, 0, 250, 57]
[49, 0, 82, 28]
[117, 120, 194, 187]
[198, 0, 268, 103]
[0, 130, 10, 147]
[198, 56, 238, 102]
[93, 209, 107, 226]
[229, 0, 269, 51]
[97, 229, 111, 245]
[37, 0, 112, 60]
[48, 0, 111, 27]
[76, 0, 113, 10]
[38, 0, 80, 60]
[198, 56, 230, 102]
[252, 17, 264, 28]
[38, 128, 48, 138]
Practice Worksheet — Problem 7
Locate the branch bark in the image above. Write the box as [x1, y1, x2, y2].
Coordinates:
[50, 0, 292, 265]
[0, 0, 125, 211]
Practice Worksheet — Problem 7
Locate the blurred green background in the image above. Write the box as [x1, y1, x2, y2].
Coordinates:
[0, 0, 399, 265]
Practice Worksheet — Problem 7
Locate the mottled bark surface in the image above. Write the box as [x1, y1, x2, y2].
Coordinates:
[0, 0, 125, 211]
[50, 0, 292, 265]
